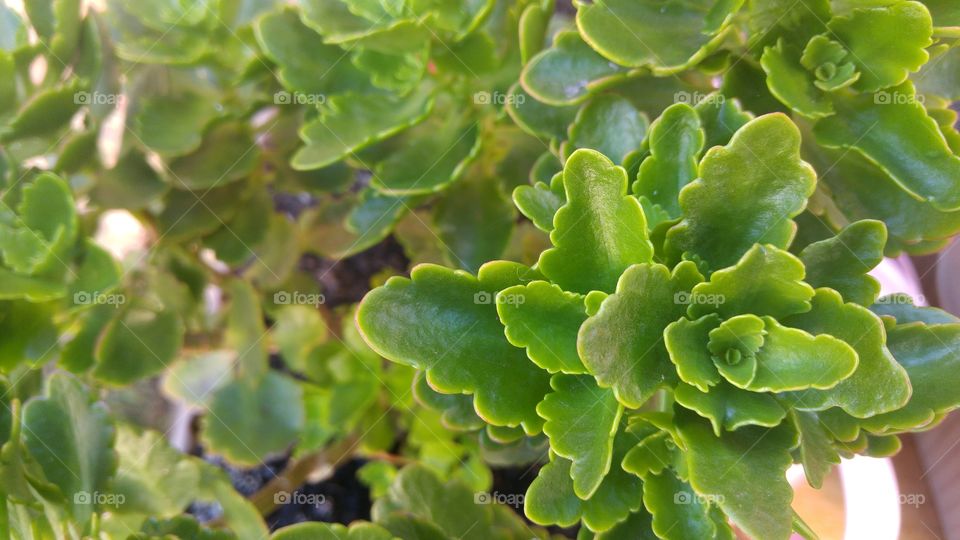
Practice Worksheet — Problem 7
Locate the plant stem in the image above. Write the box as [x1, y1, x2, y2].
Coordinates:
[933, 26, 960, 39]
[247, 435, 359, 517]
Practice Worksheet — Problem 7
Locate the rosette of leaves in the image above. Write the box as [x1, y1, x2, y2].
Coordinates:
[517, 0, 960, 256]
[358, 109, 960, 539]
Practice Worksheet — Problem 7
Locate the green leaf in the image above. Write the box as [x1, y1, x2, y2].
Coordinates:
[814, 82, 960, 211]
[674, 381, 786, 436]
[111, 426, 200, 517]
[871, 294, 959, 325]
[272, 305, 328, 373]
[915, 44, 960, 100]
[225, 279, 269, 379]
[357, 263, 552, 433]
[798, 220, 886, 306]
[271, 522, 393, 540]
[633, 104, 704, 218]
[643, 469, 717, 540]
[497, 280, 588, 374]
[575, 0, 739, 72]
[521, 31, 627, 106]
[2, 82, 81, 142]
[567, 95, 648, 164]
[537, 374, 623, 499]
[592, 510, 658, 540]
[162, 351, 234, 408]
[539, 149, 653, 294]
[694, 93, 752, 151]
[413, 371, 484, 431]
[664, 314, 722, 391]
[760, 39, 833, 118]
[351, 48, 425, 94]
[519, 0, 552, 64]
[828, 2, 932, 93]
[525, 428, 644, 532]
[505, 83, 579, 141]
[167, 121, 260, 190]
[68, 240, 122, 309]
[432, 174, 514, 272]
[742, 316, 858, 393]
[93, 306, 185, 385]
[687, 244, 814, 320]
[665, 114, 816, 269]
[22, 373, 115, 529]
[578, 262, 703, 408]
[371, 464, 492, 540]
[370, 112, 481, 195]
[513, 174, 564, 233]
[202, 372, 304, 466]
[254, 7, 368, 95]
[859, 322, 960, 432]
[131, 92, 222, 157]
[621, 430, 674, 479]
[294, 89, 434, 170]
[676, 410, 796, 540]
[92, 151, 169, 210]
[791, 410, 839, 489]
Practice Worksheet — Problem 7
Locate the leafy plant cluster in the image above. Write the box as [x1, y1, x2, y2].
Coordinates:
[0, 0, 959, 539]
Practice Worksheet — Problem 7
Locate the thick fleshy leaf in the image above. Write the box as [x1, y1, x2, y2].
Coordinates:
[621, 430, 674, 479]
[791, 410, 839, 489]
[525, 428, 644, 532]
[643, 469, 716, 540]
[294, 89, 434, 170]
[859, 322, 960, 432]
[694, 93, 752, 151]
[674, 381, 786, 436]
[131, 92, 221, 157]
[254, 7, 369, 95]
[271, 521, 393, 540]
[432, 174, 514, 272]
[521, 31, 628, 106]
[784, 289, 910, 418]
[111, 426, 200, 517]
[497, 280, 588, 374]
[519, 0, 553, 64]
[539, 149, 653, 294]
[742, 316, 858, 393]
[665, 114, 816, 269]
[592, 510, 658, 540]
[22, 373, 115, 529]
[760, 39, 833, 118]
[2, 82, 82, 142]
[814, 82, 960, 211]
[370, 113, 481, 195]
[809, 147, 960, 252]
[633, 104, 704, 218]
[664, 314, 722, 391]
[676, 410, 796, 540]
[578, 262, 703, 408]
[513, 174, 565, 233]
[167, 122, 260, 190]
[798, 220, 885, 306]
[506, 83, 579, 141]
[575, 0, 739, 72]
[357, 262, 552, 433]
[538, 374, 623, 499]
[567, 95, 648, 164]
[687, 244, 814, 320]
[93, 306, 185, 384]
[413, 371, 484, 431]
[827, 2, 932, 93]
[371, 464, 492, 540]
[202, 372, 304, 466]
[871, 294, 959, 325]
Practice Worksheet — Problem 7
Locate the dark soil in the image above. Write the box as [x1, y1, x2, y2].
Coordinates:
[302, 235, 409, 308]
